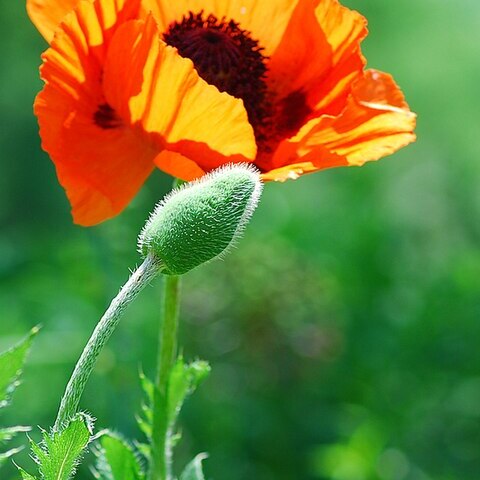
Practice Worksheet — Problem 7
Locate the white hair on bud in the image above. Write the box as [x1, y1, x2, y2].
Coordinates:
[138, 163, 263, 275]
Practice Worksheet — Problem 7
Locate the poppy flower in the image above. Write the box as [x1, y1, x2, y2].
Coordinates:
[28, 0, 416, 225]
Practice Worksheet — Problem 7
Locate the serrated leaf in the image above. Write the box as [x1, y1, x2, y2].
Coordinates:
[139, 372, 154, 405]
[0, 329, 37, 470]
[0, 327, 38, 409]
[179, 454, 208, 480]
[136, 373, 154, 442]
[17, 464, 37, 480]
[137, 359, 210, 467]
[134, 442, 150, 462]
[168, 359, 210, 426]
[94, 432, 144, 480]
[18, 413, 93, 480]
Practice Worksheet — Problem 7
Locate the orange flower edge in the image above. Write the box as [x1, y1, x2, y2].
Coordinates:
[32, 0, 256, 225]
[260, 69, 417, 181]
[29, 0, 416, 224]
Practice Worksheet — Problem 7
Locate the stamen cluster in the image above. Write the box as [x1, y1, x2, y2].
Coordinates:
[164, 11, 269, 132]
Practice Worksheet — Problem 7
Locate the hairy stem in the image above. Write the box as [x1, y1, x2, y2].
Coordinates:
[54, 254, 162, 431]
[156, 275, 181, 391]
[149, 274, 181, 480]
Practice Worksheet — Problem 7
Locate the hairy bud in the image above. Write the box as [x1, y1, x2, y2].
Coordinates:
[138, 164, 263, 275]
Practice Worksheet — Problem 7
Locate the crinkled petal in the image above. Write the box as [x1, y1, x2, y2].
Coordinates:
[103, 16, 257, 175]
[261, 147, 347, 182]
[146, 0, 298, 56]
[269, 0, 367, 115]
[35, 0, 155, 226]
[261, 70, 416, 180]
[260, 142, 348, 182]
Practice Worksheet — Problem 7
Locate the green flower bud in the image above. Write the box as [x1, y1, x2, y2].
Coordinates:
[138, 164, 263, 275]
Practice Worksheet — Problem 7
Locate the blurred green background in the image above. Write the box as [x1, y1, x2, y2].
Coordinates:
[1, 0, 480, 479]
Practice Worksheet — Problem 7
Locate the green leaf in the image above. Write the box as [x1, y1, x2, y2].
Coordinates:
[0, 328, 37, 469]
[137, 359, 210, 463]
[18, 413, 93, 480]
[17, 465, 37, 480]
[0, 327, 38, 409]
[136, 372, 154, 442]
[94, 432, 145, 480]
[179, 454, 208, 480]
[168, 359, 210, 426]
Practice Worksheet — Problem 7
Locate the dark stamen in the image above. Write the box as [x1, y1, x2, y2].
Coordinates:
[254, 90, 313, 155]
[94, 103, 122, 129]
[164, 11, 269, 135]
[278, 91, 312, 135]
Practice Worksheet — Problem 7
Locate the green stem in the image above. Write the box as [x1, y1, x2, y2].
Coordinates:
[149, 274, 181, 480]
[54, 254, 162, 431]
[157, 275, 181, 390]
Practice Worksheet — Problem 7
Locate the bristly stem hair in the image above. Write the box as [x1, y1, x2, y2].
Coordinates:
[149, 274, 181, 480]
[54, 254, 162, 431]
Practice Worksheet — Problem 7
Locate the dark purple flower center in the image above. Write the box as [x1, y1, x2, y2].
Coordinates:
[164, 11, 269, 137]
[94, 103, 122, 129]
[94, 11, 313, 156]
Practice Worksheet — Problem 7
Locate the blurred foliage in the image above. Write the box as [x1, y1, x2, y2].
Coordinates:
[1, 0, 480, 479]
[0, 329, 36, 468]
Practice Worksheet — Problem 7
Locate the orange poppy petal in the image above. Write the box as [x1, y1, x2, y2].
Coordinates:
[27, 0, 81, 42]
[269, 0, 367, 115]
[36, 88, 156, 225]
[35, 0, 154, 226]
[146, 0, 299, 56]
[261, 70, 416, 179]
[103, 16, 257, 177]
[39, 0, 142, 94]
[154, 151, 206, 181]
[261, 146, 347, 182]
